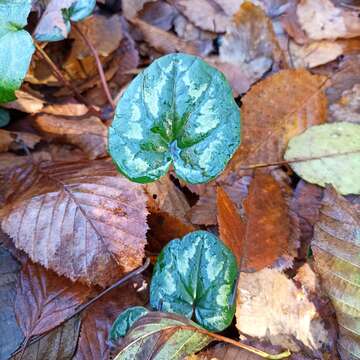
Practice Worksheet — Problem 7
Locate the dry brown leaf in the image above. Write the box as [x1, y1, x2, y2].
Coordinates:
[0, 129, 41, 153]
[236, 267, 331, 355]
[130, 17, 200, 55]
[15, 261, 91, 338]
[122, 0, 157, 19]
[312, 188, 360, 360]
[74, 277, 146, 360]
[1, 159, 148, 287]
[139, 1, 178, 30]
[69, 14, 123, 59]
[289, 38, 360, 68]
[329, 83, 360, 123]
[42, 101, 89, 117]
[231, 69, 328, 169]
[297, 0, 360, 40]
[219, 2, 284, 90]
[35, 114, 107, 160]
[218, 172, 290, 270]
[2, 90, 45, 114]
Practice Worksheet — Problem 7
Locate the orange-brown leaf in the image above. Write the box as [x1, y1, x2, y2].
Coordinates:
[1, 159, 148, 287]
[217, 172, 290, 270]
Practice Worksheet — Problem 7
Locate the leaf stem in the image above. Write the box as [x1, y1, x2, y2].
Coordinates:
[72, 23, 116, 110]
[179, 326, 291, 359]
[34, 42, 102, 117]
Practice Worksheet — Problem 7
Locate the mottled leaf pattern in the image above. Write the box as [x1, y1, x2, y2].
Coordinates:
[109, 53, 240, 184]
[312, 188, 360, 360]
[114, 312, 212, 360]
[150, 230, 237, 332]
[1, 159, 148, 286]
[285, 123, 360, 195]
[0, 0, 34, 102]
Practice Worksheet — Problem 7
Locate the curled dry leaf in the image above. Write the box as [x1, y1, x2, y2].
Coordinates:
[230, 69, 327, 169]
[1, 159, 148, 287]
[41, 101, 89, 117]
[0, 243, 24, 360]
[297, 0, 360, 40]
[35, 114, 107, 160]
[15, 261, 90, 339]
[312, 188, 360, 360]
[219, 2, 284, 91]
[74, 277, 146, 360]
[2, 90, 45, 114]
[236, 267, 331, 355]
[12, 316, 81, 360]
[217, 172, 290, 270]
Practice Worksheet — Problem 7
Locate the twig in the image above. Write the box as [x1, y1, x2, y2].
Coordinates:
[72, 23, 116, 110]
[34, 43, 102, 117]
[11, 258, 151, 357]
[179, 326, 291, 359]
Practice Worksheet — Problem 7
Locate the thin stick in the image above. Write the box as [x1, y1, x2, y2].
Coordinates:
[179, 326, 291, 359]
[11, 258, 150, 357]
[238, 149, 360, 171]
[72, 23, 116, 110]
[34, 43, 102, 117]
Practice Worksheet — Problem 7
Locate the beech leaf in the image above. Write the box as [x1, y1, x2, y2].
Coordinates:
[1, 159, 148, 286]
[0, 0, 34, 103]
[109, 53, 241, 184]
[150, 230, 237, 332]
[113, 312, 212, 360]
[312, 188, 360, 359]
[284, 123, 360, 195]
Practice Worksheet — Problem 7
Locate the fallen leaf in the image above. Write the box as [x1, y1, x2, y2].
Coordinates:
[2, 91, 45, 114]
[69, 13, 123, 59]
[74, 277, 146, 360]
[231, 69, 328, 169]
[312, 188, 360, 360]
[218, 172, 290, 270]
[41, 101, 89, 117]
[12, 316, 81, 360]
[139, 1, 178, 30]
[219, 2, 284, 89]
[236, 267, 331, 354]
[35, 114, 107, 160]
[297, 0, 360, 40]
[129, 17, 200, 55]
[197, 343, 264, 359]
[122, 0, 156, 19]
[1, 159, 148, 287]
[15, 261, 90, 339]
[329, 83, 360, 123]
[0, 129, 41, 153]
[113, 312, 212, 359]
[284, 123, 360, 195]
[0, 243, 24, 360]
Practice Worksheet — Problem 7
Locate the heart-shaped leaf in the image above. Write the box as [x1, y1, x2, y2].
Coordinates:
[0, 0, 34, 102]
[109, 53, 241, 184]
[284, 123, 360, 195]
[150, 230, 238, 332]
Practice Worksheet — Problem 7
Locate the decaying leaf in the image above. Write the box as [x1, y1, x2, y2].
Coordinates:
[41, 101, 88, 117]
[218, 172, 290, 270]
[312, 188, 360, 360]
[236, 267, 331, 355]
[1, 159, 148, 286]
[35, 114, 107, 160]
[219, 2, 284, 90]
[12, 316, 81, 360]
[0, 129, 41, 153]
[297, 0, 360, 40]
[0, 243, 24, 360]
[2, 90, 45, 114]
[14, 261, 90, 339]
[113, 312, 212, 360]
[74, 278, 146, 360]
[285, 123, 360, 195]
[231, 69, 327, 169]
[122, 0, 156, 19]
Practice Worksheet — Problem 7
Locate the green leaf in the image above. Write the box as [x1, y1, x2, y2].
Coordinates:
[34, 0, 96, 42]
[312, 188, 360, 360]
[0, 0, 34, 103]
[109, 306, 149, 344]
[0, 108, 10, 127]
[109, 53, 241, 184]
[150, 230, 237, 332]
[113, 311, 212, 360]
[284, 123, 360, 195]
